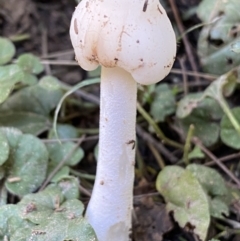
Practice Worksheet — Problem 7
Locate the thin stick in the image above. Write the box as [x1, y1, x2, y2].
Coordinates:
[15, 55, 218, 81]
[15, 54, 218, 81]
[133, 192, 160, 200]
[42, 136, 98, 143]
[137, 102, 183, 150]
[70, 169, 96, 180]
[39, 48, 217, 81]
[41, 60, 79, 66]
[192, 137, 240, 187]
[148, 142, 165, 169]
[41, 49, 74, 59]
[178, 57, 188, 95]
[168, 0, 200, 84]
[79, 185, 92, 197]
[205, 152, 240, 166]
[53, 78, 100, 140]
[183, 124, 195, 165]
[170, 80, 211, 88]
[39, 136, 85, 191]
[170, 69, 217, 80]
[41, 26, 51, 75]
[136, 125, 178, 163]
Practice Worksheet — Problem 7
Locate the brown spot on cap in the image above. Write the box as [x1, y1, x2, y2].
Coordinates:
[114, 58, 119, 64]
[74, 19, 78, 35]
[143, 0, 148, 12]
[157, 5, 163, 14]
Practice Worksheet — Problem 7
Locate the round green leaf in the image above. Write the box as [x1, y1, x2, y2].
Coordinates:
[188, 146, 205, 160]
[0, 127, 22, 148]
[0, 112, 50, 136]
[0, 64, 23, 82]
[156, 166, 210, 241]
[58, 177, 80, 200]
[177, 93, 202, 119]
[8, 228, 34, 241]
[0, 83, 63, 116]
[18, 185, 64, 224]
[187, 164, 228, 196]
[0, 38, 15, 65]
[210, 198, 229, 219]
[197, 0, 240, 75]
[150, 84, 176, 122]
[187, 164, 231, 219]
[48, 124, 78, 139]
[0, 204, 33, 240]
[0, 64, 24, 104]
[21, 73, 38, 85]
[51, 166, 70, 183]
[220, 107, 240, 149]
[180, 115, 219, 147]
[15, 201, 97, 241]
[204, 71, 238, 100]
[0, 132, 9, 165]
[29, 199, 96, 241]
[5, 134, 49, 196]
[17, 185, 97, 241]
[47, 142, 84, 167]
[177, 92, 223, 120]
[17, 53, 44, 74]
[39, 76, 61, 90]
[178, 93, 222, 147]
[0, 84, 12, 104]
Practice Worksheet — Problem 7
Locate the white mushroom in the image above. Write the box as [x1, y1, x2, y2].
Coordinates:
[70, 0, 176, 240]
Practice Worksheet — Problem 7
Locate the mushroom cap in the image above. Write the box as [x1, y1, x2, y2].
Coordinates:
[70, 0, 176, 85]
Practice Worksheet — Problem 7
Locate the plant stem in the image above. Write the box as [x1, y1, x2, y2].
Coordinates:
[213, 221, 240, 239]
[59, 79, 100, 105]
[77, 128, 99, 135]
[136, 147, 146, 177]
[70, 169, 95, 180]
[148, 142, 165, 169]
[0, 185, 7, 206]
[53, 78, 100, 140]
[219, 98, 240, 135]
[183, 124, 195, 165]
[136, 102, 183, 150]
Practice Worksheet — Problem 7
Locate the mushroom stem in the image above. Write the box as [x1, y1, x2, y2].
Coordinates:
[85, 66, 137, 241]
